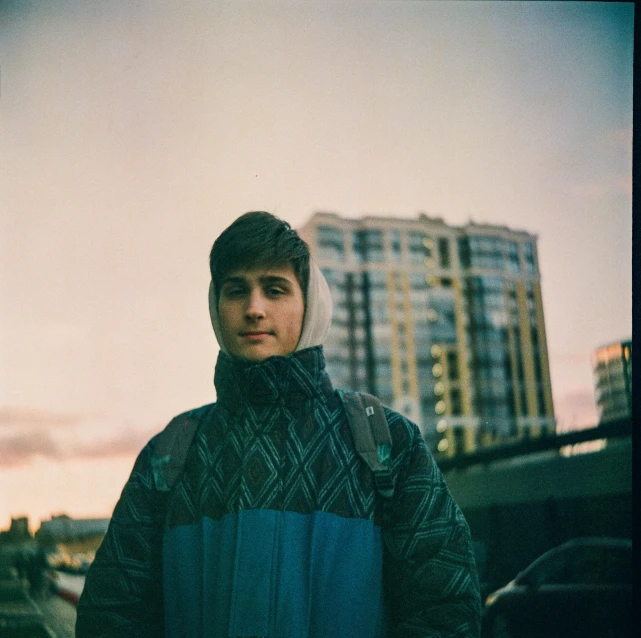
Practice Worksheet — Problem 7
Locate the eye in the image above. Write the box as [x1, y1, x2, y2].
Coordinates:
[266, 287, 285, 297]
[223, 286, 246, 298]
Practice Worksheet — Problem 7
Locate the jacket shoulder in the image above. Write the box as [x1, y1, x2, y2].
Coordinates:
[151, 403, 216, 444]
[168, 402, 217, 424]
[150, 403, 217, 492]
[381, 406, 423, 447]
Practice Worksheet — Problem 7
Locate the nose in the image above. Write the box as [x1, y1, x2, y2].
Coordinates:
[245, 289, 266, 319]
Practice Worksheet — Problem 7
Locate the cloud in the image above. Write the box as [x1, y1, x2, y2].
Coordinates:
[0, 407, 81, 429]
[0, 411, 161, 468]
[0, 430, 64, 467]
[71, 428, 158, 461]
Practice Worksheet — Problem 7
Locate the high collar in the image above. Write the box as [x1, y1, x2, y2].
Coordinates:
[214, 345, 334, 413]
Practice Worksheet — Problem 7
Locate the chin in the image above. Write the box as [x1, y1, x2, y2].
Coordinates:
[233, 347, 278, 362]
[243, 353, 271, 362]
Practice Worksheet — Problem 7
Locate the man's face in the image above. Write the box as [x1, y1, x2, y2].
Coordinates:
[218, 263, 305, 361]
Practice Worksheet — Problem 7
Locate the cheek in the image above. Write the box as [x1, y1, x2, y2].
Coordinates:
[218, 304, 238, 334]
[291, 302, 305, 334]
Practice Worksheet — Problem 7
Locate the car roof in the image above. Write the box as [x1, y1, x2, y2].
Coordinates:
[519, 537, 631, 576]
[555, 537, 631, 550]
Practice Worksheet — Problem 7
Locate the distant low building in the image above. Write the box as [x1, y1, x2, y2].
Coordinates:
[0, 516, 32, 542]
[593, 339, 632, 423]
[38, 514, 110, 542]
[0, 516, 32, 545]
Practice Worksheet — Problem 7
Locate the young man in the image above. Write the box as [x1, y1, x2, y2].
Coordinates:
[77, 211, 481, 637]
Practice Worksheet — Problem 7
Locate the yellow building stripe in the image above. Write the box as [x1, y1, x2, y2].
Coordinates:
[452, 278, 473, 416]
[387, 271, 403, 398]
[401, 272, 419, 399]
[533, 282, 555, 422]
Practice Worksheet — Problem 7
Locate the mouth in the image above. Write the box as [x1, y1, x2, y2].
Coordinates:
[240, 331, 273, 340]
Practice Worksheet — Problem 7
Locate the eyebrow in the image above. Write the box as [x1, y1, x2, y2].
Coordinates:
[221, 275, 294, 287]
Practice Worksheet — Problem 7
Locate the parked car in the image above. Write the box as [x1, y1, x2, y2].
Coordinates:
[482, 537, 632, 638]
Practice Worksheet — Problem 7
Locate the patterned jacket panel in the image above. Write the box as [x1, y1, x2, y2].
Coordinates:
[76, 439, 166, 637]
[165, 392, 381, 530]
[382, 407, 482, 637]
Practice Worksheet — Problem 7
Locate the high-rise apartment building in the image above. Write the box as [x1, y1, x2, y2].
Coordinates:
[592, 340, 632, 423]
[299, 212, 555, 456]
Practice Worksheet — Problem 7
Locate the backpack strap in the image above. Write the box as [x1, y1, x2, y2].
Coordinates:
[338, 390, 395, 500]
[151, 410, 202, 492]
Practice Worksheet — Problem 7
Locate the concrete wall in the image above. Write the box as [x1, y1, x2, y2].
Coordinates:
[442, 438, 632, 592]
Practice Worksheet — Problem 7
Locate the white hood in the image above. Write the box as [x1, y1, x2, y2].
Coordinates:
[208, 259, 333, 355]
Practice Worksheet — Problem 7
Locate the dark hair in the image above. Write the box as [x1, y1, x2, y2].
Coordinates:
[209, 211, 310, 302]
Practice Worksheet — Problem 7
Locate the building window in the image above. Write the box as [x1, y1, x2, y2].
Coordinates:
[467, 236, 505, 270]
[390, 230, 401, 262]
[354, 229, 384, 263]
[408, 232, 430, 264]
[428, 287, 457, 344]
[451, 389, 462, 416]
[453, 426, 465, 453]
[409, 272, 428, 290]
[537, 385, 546, 417]
[376, 378, 393, 401]
[526, 282, 537, 326]
[507, 241, 520, 273]
[458, 237, 471, 269]
[317, 226, 344, 261]
[438, 237, 451, 268]
[523, 242, 537, 274]
[447, 351, 459, 380]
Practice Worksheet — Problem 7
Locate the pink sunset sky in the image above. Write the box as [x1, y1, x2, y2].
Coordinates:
[0, 0, 632, 529]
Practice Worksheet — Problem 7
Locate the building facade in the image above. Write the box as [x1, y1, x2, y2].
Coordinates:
[592, 340, 632, 423]
[299, 212, 555, 456]
[38, 514, 110, 542]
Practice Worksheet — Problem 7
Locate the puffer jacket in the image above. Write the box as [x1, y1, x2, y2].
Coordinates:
[76, 346, 481, 637]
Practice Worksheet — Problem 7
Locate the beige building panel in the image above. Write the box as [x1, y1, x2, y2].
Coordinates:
[387, 271, 403, 398]
[463, 427, 476, 454]
[504, 283, 524, 423]
[515, 281, 537, 414]
[444, 426, 456, 458]
[452, 278, 473, 416]
[516, 282, 541, 436]
[506, 320, 523, 420]
[401, 272, 419, 399]
[532, 282, 555, 420]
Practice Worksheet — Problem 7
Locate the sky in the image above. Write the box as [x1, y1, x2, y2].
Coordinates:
[0, 0, 633, 529]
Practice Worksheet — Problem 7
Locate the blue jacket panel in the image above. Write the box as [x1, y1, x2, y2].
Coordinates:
[163, 510, 385, 637]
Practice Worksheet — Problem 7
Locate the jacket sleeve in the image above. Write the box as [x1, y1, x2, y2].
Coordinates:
[383, 414, 482, 638]
[76, 439, 166, 637]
